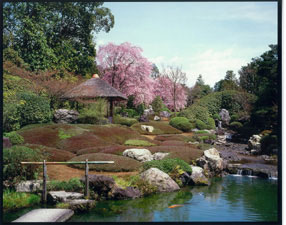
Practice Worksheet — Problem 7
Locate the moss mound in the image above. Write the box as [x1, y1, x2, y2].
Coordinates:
[154, 134, 190, 142]
[131, 121, 182, 135]
[124, 139, 156, 147]
[69, 153, 142, 172]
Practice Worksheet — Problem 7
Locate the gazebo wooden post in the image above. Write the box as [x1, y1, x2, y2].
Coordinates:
[109, 98, 114, 123]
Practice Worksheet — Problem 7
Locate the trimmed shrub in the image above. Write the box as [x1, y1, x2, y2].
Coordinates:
[69, 153, 142, 172]
[47, 178, 84, 192]
[3, 189, 41, 213]
[78, 100, 109, 125]
[148, 146, 203, 164]
[230, 114, 239, 122]
[169, 117, 193, 132]
[178, 105, 210, 123]
[196, 119, 207, 130]
[17, 92, 52, 127]
[131, 121, 182, 135]
[206, 117, 215, 129]
[124, 139, 156, 146]
[213, 113, 221, 120]
[113, 115, 138, 127]
[151, 96, 164, 113]
[3, 146, 44, 184]
[143, 158, 192, 174]
[261, 134, 278, 155]
[3, 131, 24, 145]
[229, 121, 243, 130]
[121, 109, 138, 118]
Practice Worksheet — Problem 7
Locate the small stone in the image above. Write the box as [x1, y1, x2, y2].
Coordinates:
[141, 125, 154, 133]
[153, 152, 169, 160]
[154, 116, 160, 121]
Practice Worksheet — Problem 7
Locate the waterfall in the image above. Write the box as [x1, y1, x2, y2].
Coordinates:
[268, 172, 278, 180]
[237, 169, 242, 176]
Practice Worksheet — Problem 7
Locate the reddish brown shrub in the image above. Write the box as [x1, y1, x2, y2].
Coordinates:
[160, 140, 188, 146]
[69, 153, 142, 172]
[131, 121, 182, 135]
[154, 134, 187, 142]
[148, 146, 203, 164]
[26, 144, 75, 161]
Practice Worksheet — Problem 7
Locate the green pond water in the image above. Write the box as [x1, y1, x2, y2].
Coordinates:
[4, 175, 278, 222]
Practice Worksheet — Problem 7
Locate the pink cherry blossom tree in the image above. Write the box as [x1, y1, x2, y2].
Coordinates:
[96, 42, 154, 105]
[154, 66, 187, 112]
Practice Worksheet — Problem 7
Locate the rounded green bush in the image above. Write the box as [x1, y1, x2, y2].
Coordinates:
[3, 146, 44, 184]
[212, 113, 221, 120]
[4, 131, 24, 145]
[206, 117, 215, 129]
[178, 105, 209, 123]
[114, 115, 138, 127]
[143, 158, 192, 174]
[17, 92, 52, 127]
[151, 96, 164, 113]
[229, 121, 243, 130]
[169, 117, 193, 132]
[196, 119, 207, 130]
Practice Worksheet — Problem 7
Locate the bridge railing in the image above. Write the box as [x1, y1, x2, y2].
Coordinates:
[21, 160, 114, 203]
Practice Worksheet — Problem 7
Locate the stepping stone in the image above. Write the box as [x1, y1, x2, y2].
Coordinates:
[13, 209, 74, 222]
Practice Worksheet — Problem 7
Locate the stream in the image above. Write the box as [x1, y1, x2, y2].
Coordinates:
[4, 175, 278, 222]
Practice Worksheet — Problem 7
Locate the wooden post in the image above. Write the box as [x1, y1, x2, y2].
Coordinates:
[42, 160, 47, 204]
[84, 159, 89, 198]
[109, 99, 113, 123]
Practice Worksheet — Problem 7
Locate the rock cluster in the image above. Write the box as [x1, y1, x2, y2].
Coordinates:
[189, 166, 208, 185]
[219, 109, 230, 126]
[159, 111, 171, 118]
[123, 148, 169, 162]
[16, 180, 42, 192]
[54, 109, 79, 124]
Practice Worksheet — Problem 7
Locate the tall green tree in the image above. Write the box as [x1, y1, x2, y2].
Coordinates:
[214, 70, 239, 92]
[188, 75, 212, 105]
[3, 2, 114, 75]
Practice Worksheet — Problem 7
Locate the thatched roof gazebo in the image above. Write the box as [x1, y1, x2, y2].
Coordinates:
[62, 74, 127, 122]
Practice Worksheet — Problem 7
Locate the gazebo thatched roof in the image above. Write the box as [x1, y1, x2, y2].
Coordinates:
[62, 78, 127, 101]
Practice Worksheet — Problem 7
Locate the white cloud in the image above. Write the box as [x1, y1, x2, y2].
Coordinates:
[184, 48, 248, 87]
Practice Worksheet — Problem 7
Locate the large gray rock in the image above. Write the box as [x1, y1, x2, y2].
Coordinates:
[111, 186, 142, 200]
[196, 148, 224, 177]
[153, 152, 169, 160]
[159, 111, 171, 118]
[143, 105, 154, 117]
[219, 109, 230, 126]
[141, 125, 154, 133]
[54, 109, 79, 124]
[140, 168, 180, 192]
[123, 148, 153, 162]
[16, 180, 42, 192]
[3, 137, 12, 148]
[190, 166, 208, 186]
[47, 191, 84, 204]
[65, 199, 96, 212]
[13, 209, 74, 222]
[248, 134, 262, 153]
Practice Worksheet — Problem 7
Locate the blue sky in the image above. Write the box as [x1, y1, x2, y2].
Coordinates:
[95, 2, 277, 87]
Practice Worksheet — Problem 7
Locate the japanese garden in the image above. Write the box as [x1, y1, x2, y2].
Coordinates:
[2, 2, 279, 223]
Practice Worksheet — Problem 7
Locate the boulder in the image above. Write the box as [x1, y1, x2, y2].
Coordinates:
[141, 125, 154, 133]
[215, 135, 226, 145]
[219, 109, 230, 126]
[3, 137, 12, 148]
[123, 148, 153, 162]
[139, 115, 149, 122]
[47, 191, 84, 204]
[65, 199, 95, 212]
[159, 111, 171, 118]
[248, 134, 262, 153]
[16, 180, 42, 192]
[111, 186, 142, 200]
[154, 116, 161, 121]
[143, 105, 154, 117]
[196, 148, 224, 177]
[190, 166, 208, 186]
[140, 168, 180, 192]
[153, 152, 169, 160]
[54, 109, 79, 124]
[83, 175, 116, 199]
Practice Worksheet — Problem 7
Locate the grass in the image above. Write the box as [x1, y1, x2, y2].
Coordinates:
[195, 130, 209, 134]
[69, 153, 142, 172]
[131, 121, 182, 135]
[124, 139, 156, 147]
[47, 178, 84, 192]
[160, 140, 188, 146]
[154, 134, 189, 142]
[3, 189, 41, 212]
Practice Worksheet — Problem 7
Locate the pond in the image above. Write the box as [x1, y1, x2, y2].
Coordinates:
[4, 175, 278, 222]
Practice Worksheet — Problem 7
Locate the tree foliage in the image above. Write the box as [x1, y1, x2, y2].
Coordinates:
[3, 2, 114, 75]
[188, 75, 212, 105]
[97, 42, 154, 105]
[214, 70, 240, 92]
